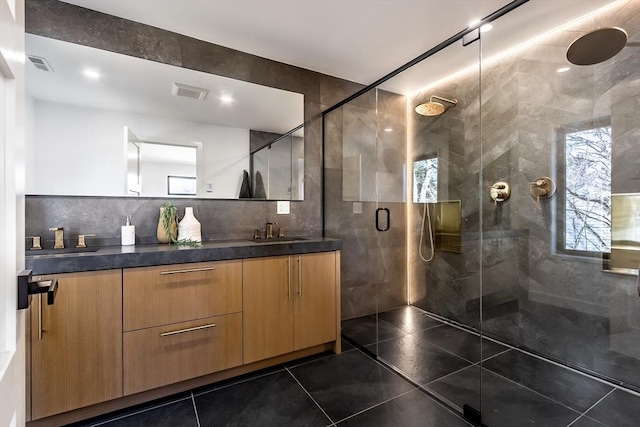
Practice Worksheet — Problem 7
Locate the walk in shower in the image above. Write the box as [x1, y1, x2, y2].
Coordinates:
[324, 0, 640, 425]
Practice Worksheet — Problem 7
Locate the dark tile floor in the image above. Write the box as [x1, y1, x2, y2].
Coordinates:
[68, 338, 470, 427]
[343, 306, 640, 427]
[67, 306, 640, 427]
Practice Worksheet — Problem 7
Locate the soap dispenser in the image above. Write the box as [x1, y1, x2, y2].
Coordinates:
[121, 216, 136, 246]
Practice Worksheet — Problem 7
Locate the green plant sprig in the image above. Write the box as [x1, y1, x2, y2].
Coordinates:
[171, 237, 202, 247]
[161, 202, 178, 237]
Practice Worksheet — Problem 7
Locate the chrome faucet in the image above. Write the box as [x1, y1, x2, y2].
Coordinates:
[49, 227, 64, 249]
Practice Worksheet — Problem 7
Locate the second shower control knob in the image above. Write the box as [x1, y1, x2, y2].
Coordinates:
[490, 182, 510, 204]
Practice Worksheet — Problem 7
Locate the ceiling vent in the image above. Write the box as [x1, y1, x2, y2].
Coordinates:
[27, 54, 54, 72]
[171, 82, 209, 100]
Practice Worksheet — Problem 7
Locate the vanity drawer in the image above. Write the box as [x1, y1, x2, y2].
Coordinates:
[123, 260, 242, 331]
[123, 312, 243, 395]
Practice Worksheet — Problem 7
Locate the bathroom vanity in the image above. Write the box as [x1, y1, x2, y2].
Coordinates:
[24, 238, 341, 426]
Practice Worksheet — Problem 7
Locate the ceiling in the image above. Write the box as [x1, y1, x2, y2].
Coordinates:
[60, 0, 620, 96]
[25, 34, 304, 134]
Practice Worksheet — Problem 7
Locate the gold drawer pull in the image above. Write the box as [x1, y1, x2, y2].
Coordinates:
[160, 322, 217, 337]
[159, 266, 216, 275]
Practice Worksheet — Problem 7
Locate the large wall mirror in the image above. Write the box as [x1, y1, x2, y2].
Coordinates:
[25, 34, 304, 200]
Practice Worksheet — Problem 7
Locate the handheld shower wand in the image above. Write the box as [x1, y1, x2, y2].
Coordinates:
[419, 202, 435, 262]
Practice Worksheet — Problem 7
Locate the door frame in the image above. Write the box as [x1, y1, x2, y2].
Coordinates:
[0, 0, 26, 425]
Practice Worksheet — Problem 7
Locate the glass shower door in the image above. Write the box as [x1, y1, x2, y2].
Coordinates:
[325, 21, 485, 420]
[475, 1, 640, 425]
[324, 86, 407, 358]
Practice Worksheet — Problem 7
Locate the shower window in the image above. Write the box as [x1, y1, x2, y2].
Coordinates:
[559, 121, 612, 255]
[413, 157, 438, 203]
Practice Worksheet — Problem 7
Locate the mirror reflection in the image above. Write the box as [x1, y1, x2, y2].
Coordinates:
[25, 34, 304, 200]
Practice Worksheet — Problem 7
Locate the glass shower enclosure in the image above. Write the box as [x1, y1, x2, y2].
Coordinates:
[325, 0, 640, 425]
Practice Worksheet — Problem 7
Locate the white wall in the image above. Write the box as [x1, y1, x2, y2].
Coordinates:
[141, 161, 196, 197]
[28, 100, 250, 198]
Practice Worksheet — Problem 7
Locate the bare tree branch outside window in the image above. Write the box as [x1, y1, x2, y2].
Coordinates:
[565, 126, 611, 252]
[413, 158, 438, 203]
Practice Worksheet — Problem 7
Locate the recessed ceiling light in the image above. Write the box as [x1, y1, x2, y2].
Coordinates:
[82, 68, 101, 80]
[480, 24, 493, 33]
[219, 94, 234, 104]
[384, 128, 393, 132]
[557, 67, 571, 73]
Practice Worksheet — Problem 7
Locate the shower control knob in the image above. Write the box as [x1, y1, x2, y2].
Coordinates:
[530, 177, 556, 204]
[489, 181, 510, 204]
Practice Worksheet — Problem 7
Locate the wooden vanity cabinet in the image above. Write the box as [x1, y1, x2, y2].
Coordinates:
[27, 249, 339, 425]
[243, 251, 337, 363]
[30, 270, 123, 420]
[122, 260, 243, 395]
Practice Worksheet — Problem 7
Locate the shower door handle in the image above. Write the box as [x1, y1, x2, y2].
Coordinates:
[375, 208, 390, 232]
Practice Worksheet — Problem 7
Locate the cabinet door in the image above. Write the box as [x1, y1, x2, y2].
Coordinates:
[31, 270, 123, 420]
[243, 256, 294, 363]
[294, 252, 337, 350]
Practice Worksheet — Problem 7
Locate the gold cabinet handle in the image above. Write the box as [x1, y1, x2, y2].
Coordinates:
[297, 256, 302, 298]
[38, 294, 43, 340]
[287, 258, 291, 299]
[160, 322, 216, 337]
[159, 266, 216, 275]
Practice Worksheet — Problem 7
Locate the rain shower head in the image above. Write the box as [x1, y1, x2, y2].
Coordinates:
[566, 27, 628, 66]
[415, 95, 458, 116]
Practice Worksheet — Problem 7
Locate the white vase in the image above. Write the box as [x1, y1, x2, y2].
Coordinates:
[178, 207, 202, 242]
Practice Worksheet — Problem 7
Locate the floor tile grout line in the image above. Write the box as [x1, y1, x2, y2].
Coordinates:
[284, 350, 338, 369]
[361, 308, 622, 419]
[382, 306, 632, 394]
[351, 312, 503, 367]
[374, 329, 481, 366]
[380, 363, 474, 425]
[191, 391, 201, 427]
[417, 309, 640, 396]
[565, 388, 617, 426]
[479, 347, 512, 363]
[479, 366, 590, 415]
[192, 366, 286, 397]
[284, 366, 336, 425]
[612, 383, 640, 398]
[351, 345, 427, 380]
[350, 334, 483, 394]
[86, 395, 193, 426]
[350, 341, 476, 425]
[345, 331, 408, 348]
[424, 363, 479, 388]
[329, 388, 419, 425]
[395, 308, 640, 398]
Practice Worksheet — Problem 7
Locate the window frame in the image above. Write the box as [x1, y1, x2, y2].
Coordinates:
[555, 116, 612, 258]
[412, 154, 438, 204]
[167, 175, 197, 196]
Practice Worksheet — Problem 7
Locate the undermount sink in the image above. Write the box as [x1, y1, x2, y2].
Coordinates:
[26, 247, 100, 256]
[248, 237, 309, 244]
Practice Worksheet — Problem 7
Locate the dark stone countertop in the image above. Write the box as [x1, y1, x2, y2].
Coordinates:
[25, 237, 341, 275]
